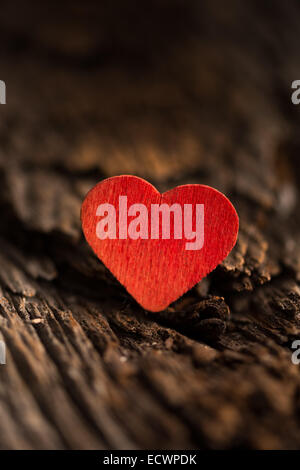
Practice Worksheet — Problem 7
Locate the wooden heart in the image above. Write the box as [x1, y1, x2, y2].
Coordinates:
[81, 175, 239, 311]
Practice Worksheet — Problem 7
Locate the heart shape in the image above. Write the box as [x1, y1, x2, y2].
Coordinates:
[81, 175, 239, 311]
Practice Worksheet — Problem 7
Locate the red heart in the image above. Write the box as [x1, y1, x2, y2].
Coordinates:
[81, 175, 239, 312]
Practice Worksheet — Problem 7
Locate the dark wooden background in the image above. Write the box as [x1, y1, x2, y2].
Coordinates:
[0, 0, 300, 449]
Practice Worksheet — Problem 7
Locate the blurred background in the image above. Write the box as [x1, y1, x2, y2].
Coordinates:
[0, 0, 300, 450]
[0, 0, 299, 238]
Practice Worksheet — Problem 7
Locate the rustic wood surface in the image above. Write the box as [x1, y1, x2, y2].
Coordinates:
[0, 0, 300, 449]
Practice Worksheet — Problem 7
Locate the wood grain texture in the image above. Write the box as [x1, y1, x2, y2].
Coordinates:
[0, 0, 300, 450]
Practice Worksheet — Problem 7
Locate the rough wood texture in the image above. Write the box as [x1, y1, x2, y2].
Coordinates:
[0, 0, 300, 449]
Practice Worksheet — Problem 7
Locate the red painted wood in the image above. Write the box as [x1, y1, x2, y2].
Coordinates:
[81, 175, 239, 312]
